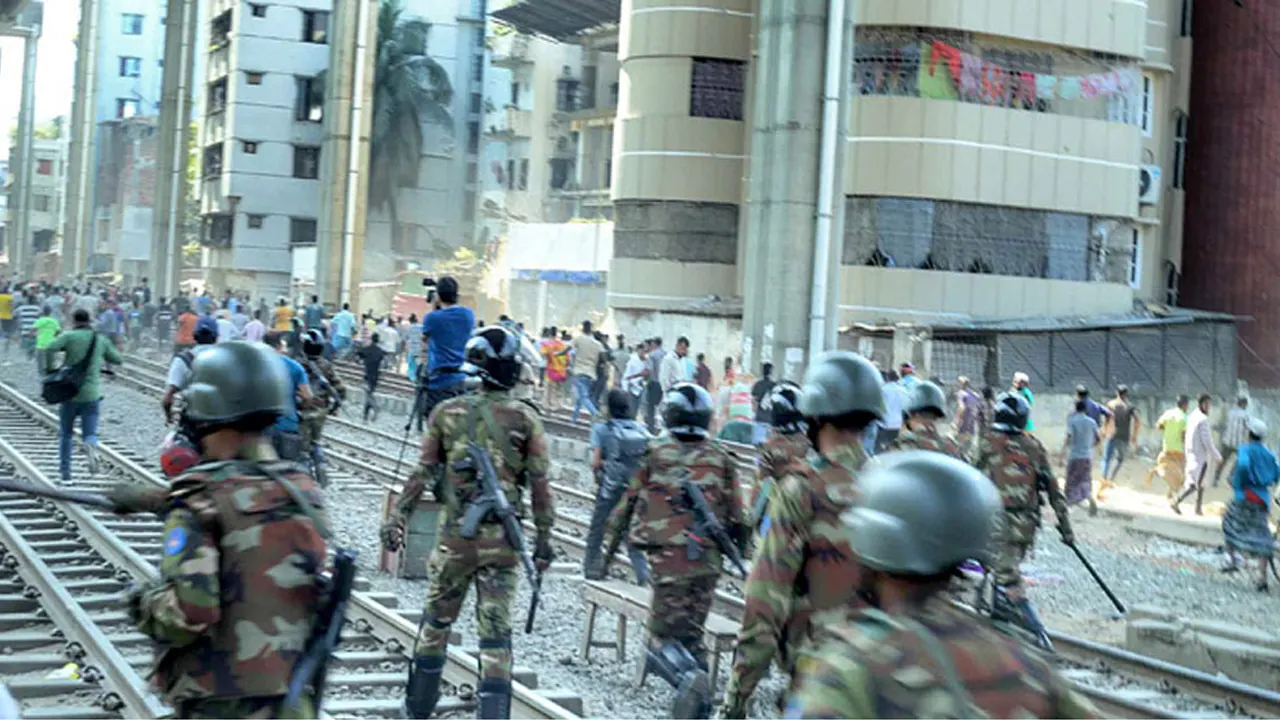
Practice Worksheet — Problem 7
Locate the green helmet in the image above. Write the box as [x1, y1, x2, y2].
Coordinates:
[183, 341, 290, 425]
[796, 351, 884, 420]
[842, 451, 1000, 574]
[906, 380, 948, 418]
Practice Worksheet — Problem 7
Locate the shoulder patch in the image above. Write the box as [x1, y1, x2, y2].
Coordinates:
[164, 526, 188, 556]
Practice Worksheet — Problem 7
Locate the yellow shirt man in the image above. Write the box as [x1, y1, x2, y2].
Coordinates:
[272, 305, 294, 332]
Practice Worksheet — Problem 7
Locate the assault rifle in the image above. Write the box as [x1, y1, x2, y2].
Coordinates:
[304, 359, 343, 414]
[457, 442, 542, 634]
[0, 477, 114, 509]
[681, 474, 749, 579]
[286, 548, 357, 712]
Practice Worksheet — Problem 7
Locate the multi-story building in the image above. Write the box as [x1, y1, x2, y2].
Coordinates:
[96, 1, 167, 123]
[495, 0, 1201, 384]
[196, 0, 332, 297]
[197, 0, 471, 297]
[94, 116, 158, 282]
[7, 138, 69, 261]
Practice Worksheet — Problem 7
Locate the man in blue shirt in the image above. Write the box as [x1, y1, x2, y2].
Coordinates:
[304, 294, 325, 330]
[265, 332, 313, 460]
[330, 302, 357, 357]
[418, 276, 474, 430]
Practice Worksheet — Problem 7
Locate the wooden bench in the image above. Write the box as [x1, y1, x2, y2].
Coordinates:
[580, 579, 741, 690]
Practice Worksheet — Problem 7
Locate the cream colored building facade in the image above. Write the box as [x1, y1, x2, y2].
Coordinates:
[494, 0, 1191, 373]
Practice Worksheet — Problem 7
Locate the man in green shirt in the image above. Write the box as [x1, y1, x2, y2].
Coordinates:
[1146, 394, 1190, 499]
[32, 306, 60, 376]
[42, 309, 124, 485]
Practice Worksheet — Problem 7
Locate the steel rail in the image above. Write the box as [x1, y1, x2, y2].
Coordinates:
[0, 437, 168, 719]
[0, 380, 581, 720]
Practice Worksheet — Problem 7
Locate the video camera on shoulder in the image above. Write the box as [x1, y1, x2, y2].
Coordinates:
[422, 277, 437, 303]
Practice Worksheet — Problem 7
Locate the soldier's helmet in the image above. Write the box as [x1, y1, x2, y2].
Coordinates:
[992, 392, 1030, 433]
[796, 351, 885, 421]
[463, 325, 522, 390]
[768, 381, 806, 433]
[842, 450, 1001, 574]
[302, 329, 326, 358]
[183, 341, 290, 428]
[663, 382, 714, 439]
[906, 380, 948, 419]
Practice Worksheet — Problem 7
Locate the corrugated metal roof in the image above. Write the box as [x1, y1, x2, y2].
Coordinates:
[844, 306, 1242, 336]
[490, 0, 620, 41]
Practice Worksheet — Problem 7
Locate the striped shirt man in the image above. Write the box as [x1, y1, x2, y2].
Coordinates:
[15, 297, 41, 338]
[1223, 401, 1250, 449]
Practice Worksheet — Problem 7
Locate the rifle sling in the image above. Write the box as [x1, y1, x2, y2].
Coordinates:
[468, 396, 524, 472]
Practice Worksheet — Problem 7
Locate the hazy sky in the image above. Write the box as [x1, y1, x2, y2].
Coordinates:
[0, 0, 79, 138]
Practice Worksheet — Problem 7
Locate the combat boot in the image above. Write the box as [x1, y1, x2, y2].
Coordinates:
[403, 654, 445, 719]
[645, 642, 712, 720]
[477, 677, 512, 719]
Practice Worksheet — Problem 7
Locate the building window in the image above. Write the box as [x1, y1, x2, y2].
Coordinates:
[689, 58, 746, 121]
[36, 159, 52, 176]
[293, 145, 320, 178]
[1128, 228, 1142, 289]
[116, 98, 140, 118]
[506, 159, 515, 190]
[246, 71, 264, 85]
[511, 82, 520, 107]
[32, 194, 50, 212]
[466, 162, 478, 184]
[202, 214, 234, 248]
[210, 10, 232, 47]
[207, 78, 227, 115]
[1180, 0, 1192, 36]
[467, 122, 479, 154]
[1140, 74, 1153, 136]
[119, 56, 141, 77]
[1172, 111, 1189, 190]
[203, 142, 224, 177]
[549, 158, 573, 190]
[302, 10, 329, 43]
[121, 13, 143, 35]
[290, 217, 318, 245]
[463, 191, 476, 221]
[518, 159, 529, 190]
[250, 3, 267, 17]
[242, 140, 259, 154]
[470, 92, 482, 114]
[295, 76, 324, 121]
[471, 54, 483, 82]
[247, 214, 265, 228]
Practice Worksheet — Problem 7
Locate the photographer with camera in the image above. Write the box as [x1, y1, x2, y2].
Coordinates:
[417, 276, 475, 429]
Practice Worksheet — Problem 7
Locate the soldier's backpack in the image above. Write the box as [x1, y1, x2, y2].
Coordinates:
[601, 420, 649, 492]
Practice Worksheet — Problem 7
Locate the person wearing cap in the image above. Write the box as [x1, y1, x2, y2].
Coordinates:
[1011, 371, 1035, 431]
[721, 352, 882, 719]
[1100, 385, 1140, 499]
[782, 453, 1098, 719]
[897, 362, 919, 390]
[889, 380, 965, 459]
[1221, 417, 1278, 591]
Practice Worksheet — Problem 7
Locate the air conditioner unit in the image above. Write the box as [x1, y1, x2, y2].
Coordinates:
[1139, 165, 1161, 205]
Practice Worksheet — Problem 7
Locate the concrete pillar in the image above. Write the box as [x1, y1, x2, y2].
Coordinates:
[63, 0, 99, 278]
[316, 0, 375, 314]
[739, 0, 853, 381]
[607, 0, 752, 314]
[150, 0, 197, 299]
[11, 28, 39, 278]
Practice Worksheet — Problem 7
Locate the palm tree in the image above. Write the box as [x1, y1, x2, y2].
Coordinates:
[368, 0, 453, 256]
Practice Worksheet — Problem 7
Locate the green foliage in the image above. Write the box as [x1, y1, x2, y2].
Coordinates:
[369, 0, 453, 255]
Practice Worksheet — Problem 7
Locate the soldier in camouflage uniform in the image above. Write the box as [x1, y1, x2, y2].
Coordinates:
[606, 382, 745, 720]
[299, 329, 346, 486]
[126, 341, 330, 719]
[721, 352, 883, 719]
[748, 382, 811, 531]
[889, 380, 966, 460]
[381, 325, 555, 720]
[973, 392, 1074, 650]
[783, 452, 1098, 719]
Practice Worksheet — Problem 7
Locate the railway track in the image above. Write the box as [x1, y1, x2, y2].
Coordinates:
[108, 356, 1280, 718]
[0, 381, 581, 720]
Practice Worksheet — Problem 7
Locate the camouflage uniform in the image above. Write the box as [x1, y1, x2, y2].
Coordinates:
[132, 441, 328, 719]
[749, 431, 812, 528]
[606, 434, 744, 664]
[722, 442, 869, 717]
[973, 430, 1072, 596]
[299, 356, 345, 461]
[393, 389, 553, 709]
[783, 600, 1099, 719]
[889, 423, 967, 460]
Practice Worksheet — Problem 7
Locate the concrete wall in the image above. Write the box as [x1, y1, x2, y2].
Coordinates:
[610, 308, 745, 380]
[508, 279, 606, 333]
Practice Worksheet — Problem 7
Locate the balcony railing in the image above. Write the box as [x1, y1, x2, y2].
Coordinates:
[484, 106, 532, 139]
[490, 34, 532, 69]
